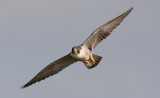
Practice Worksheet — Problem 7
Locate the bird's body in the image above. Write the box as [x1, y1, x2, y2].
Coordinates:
[70, 46, 99, 68]
[22, 7, 133, 88]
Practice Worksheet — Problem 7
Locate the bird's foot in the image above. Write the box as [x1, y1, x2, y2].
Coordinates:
[85, 60, 91, 64]
[90, 56, 95, 64]
[85, 56, 95, 64]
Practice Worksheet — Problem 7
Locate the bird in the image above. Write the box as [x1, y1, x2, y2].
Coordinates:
[21, 7, 133, 88]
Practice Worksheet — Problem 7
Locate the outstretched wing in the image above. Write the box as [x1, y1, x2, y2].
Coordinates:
[22, 54, 78, 88]
[82, 7, 133, 51]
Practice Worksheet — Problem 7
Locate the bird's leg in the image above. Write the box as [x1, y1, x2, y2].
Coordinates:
[85, 60, 91, 64]
[90, 56, 95, 64]
[85, 56, 95, 65]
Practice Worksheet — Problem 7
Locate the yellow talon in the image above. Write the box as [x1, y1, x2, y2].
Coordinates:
[85, 60, 90, 64]
[90, 56, 95, 64]
[85, 56, 95, 65]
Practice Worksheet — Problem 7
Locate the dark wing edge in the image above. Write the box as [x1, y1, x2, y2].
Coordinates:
[21, 54, 78, 88]
[82, 7, 133, 50]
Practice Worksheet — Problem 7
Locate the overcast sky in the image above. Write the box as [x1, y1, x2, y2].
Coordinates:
[0, 0, 160, 98]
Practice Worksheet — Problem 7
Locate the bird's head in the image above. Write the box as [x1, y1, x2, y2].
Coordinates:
[72, 46, 81, 54]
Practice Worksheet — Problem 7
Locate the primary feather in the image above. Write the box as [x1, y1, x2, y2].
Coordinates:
[82, 7, 133, 51]
[21, 54, 77, 88]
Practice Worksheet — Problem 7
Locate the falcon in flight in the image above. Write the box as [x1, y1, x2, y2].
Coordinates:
[22, 7, 133, 88]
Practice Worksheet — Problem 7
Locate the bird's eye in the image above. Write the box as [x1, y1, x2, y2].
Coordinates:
[77, 49, 80, 54]
[74, 48, 80, 54]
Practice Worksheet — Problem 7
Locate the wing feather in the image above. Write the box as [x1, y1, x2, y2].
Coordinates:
[82, 7, 133, 50]
[22, 54, 77, 88]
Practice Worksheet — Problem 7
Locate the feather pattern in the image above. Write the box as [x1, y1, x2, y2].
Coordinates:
[22, 54, 77, 88]
[82, 7, 133, 51]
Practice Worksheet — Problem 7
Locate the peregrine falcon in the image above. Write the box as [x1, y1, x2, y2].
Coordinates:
[22, 7, 133, 88]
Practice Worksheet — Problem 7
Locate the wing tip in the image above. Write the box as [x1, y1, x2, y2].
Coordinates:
[21, 80, 36, 89]
[20, 85, 25, 89]
[130, 6, 134, 10]
[126, 7, 134, 15]
[21, 83, 30, 89]
[125, 7, 134, 15]
[129, 7, 134, 12]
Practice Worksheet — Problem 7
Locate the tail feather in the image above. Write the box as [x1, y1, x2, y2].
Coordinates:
[84, 54, 102, 69]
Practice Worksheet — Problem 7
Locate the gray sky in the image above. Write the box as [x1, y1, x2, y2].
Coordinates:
[0, 0, 160, 98]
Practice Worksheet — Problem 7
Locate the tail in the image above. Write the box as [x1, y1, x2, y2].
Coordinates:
[83, 54, 102, 69]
